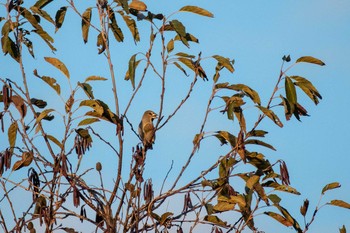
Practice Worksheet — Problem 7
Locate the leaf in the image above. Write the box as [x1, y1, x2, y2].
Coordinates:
[1, 36, 20, 62]
[129, 0, 147, 11]
[55, 6, 67, 32]
[179, 5, 214, 18]
[275, 204, 302, 232]
[173, 62, 188, 76]
[213, 201, 235, 212]
[42, 76, 61, 95]
[322, 182, 341, 194]
[256, 106, 283, 127]
[31, 98, 47, 108]
[34, 0, 54, 9]
[246, 175, 260, 190]
[78, 82, 94, 99]
[119, 11, 140, 43]
[214, 131, 236, 148]
[159, 212, 173, 226]
[108, 6, 124, 42]
[85, 76, 107, 82]
[170, 20, 189, 47]
[36, 109, 55, 124]
[78, 118, 100, 126]
[328, 200, 350, 209]
[245, 139, 276, 151]
[300, 199, 309, 216]
[8, 121, 18, 152]
[246, 130, 268, 138]
[291, 76, 322, 105]
[30, 6, 55, 25]
[296, 56, 325, 66]
[47, 134, 63, 149]
[275, 185, 301, 195]
[80, 100, 104, 116]
[204, 215, 227, 227]
[268, 194, 281, 204]
[44, 57, 70, 79]
[11, 95, 27, 118]
[12, 152, 33, 171]
[212, 55, 234, 73]
[285, 76, 297, 108]
[167, 39, 174, 53]
[264, 211, 293, 227]
[82, 7, 92, 43]
[177, 57, 194, 71]
[125, 54, 137, 89]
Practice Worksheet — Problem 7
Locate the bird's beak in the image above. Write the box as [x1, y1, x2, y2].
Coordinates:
[153, 113, 158, 119]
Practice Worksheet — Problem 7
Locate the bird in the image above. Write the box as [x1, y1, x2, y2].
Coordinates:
[138, 110, 158, 150]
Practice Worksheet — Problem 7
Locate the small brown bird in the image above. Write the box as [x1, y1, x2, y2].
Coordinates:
[138, 110, 157, 150]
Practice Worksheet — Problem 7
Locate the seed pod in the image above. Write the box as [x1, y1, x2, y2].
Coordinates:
[96, 162, 102, 171]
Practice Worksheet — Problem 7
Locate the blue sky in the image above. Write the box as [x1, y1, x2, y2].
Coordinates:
[1, 0, 350, 232]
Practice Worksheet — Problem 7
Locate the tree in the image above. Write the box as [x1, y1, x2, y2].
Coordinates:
[0, 0, 348, 232]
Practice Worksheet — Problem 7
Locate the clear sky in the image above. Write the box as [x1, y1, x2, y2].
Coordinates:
[1, 0, 349, 232]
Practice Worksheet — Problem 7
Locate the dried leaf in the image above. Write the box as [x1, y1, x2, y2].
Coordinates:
[179, 5, 214, 18]
[55, 6, 67, 32]
[82, 7, 92, 43]
[328, 200, 350, 209]
[44, 57, 70, 79]
[322, 182, 341, 194]
[296, 56, 325, 66]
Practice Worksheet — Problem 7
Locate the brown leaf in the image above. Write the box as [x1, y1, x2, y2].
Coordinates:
[11, 95, 27, 118]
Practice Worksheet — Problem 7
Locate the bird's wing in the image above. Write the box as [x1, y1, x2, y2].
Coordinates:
[143, 122, 154, 133]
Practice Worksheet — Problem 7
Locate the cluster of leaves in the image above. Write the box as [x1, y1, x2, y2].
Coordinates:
[0, 0, 348, 233]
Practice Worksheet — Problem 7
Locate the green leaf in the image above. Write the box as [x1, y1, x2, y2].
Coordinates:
[204, 215, 227, 227]
[55, 6, 67, 32]
[82, 7, 92, 43]
[285, 76, 297, 108]
[173, 62, 189, 76]
[1, 36, 20, 62]
[8, 121, 18, 152]
[275, 204, 302, 232]
[46, 134, 63, 149]
[212, 55, 234, 73]
[245, 139, 276, 151]
[85, 76, 107, 82]
[328, 200, 350, 209]
[108, 6, 124, 42]
[177, 57, 194, 71]
[256, 106, 283, 127]
[291, 76, 322, 105]
[175, 52, 195, 58]
[36, 109, 55, 124]
[78, 82, 94, 99]
[44, 57, 70, 79]
[322, 182, 341, 194]
[170, 20, 189, 47]
[296, 56, 325, 66]
[179, 5, 214, 18]
[268, 194, 281, 204]
[125, 54, 137, 89]
[78, 118, 100, 126]
[264, 211, 293, 227]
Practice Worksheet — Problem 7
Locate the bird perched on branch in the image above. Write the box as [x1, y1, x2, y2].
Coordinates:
[138, 110, 158, 150]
